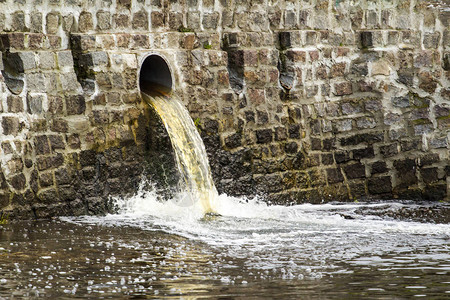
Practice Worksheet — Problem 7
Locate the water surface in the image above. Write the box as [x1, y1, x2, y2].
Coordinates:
[1, 189, 448, 298]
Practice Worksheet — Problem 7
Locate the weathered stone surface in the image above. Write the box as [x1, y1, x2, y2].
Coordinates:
[334, 82, 353, 96]
[132, 10, 148, 30]
[256, 129, 273, 144]
[327, 168, 344, 184]
[46, 12, 60, 34]
[96, 11, 111, 31]
[2, 117, 22, 136]
[368, 176, 392, 194]
[66, 95, 86, 115]
[78, 12, 93, 32]
[344, 163, 366, 179]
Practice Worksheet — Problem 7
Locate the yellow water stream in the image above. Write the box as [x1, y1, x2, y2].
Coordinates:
[142, 93, 218, 214]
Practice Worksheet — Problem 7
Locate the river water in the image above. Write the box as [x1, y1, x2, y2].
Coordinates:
[0, 188, 449, 298]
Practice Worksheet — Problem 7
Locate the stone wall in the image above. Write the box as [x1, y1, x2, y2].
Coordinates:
[0, 0, 449, 218]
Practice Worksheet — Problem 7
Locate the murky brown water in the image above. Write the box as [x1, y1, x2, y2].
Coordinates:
[0, 200, 449, 299]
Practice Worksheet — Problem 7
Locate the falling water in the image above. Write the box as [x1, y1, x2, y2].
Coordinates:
[142, 92, 218, 214]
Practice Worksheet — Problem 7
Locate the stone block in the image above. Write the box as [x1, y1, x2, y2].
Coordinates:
[224, 133, 242, 149]
[401, 140, 421, 152]
[360, 31, 373, 48]
[39, 172, 54, 188]
[131, 34, 149, 49]
[222, 10, 233, 28]
[418, 153, 440, 167]
[330, 62, 346, 77]
[37, 153, 64, 171]
[421, 168, 439, 184]
[169, 12, 183, 30]
[379, 143, 398, 158]
[11, 173, 26, 190]
[256, 129, 273, 144]
[49, 134, 65, 150]
[414, 51, 433, 68]
[117, 0, 131, 8]
[368, 176, 392, 194]
[268, 7, 281, 28]
[326, 168, 344, 184]
[443, 53, 450, 71]
[335, 119, 352, 132]
[96, 11, 111, 31]
[315, 65, 327, 80]
[57, 51, 74, 68]
[392, 95, 410, 108]
[321, 154, 334, 165]
[286, 50, 306, 62]
[353, 147, 375, 159]
[38, 52, 56, 69]
[6, 52, 36, 72]
[63, 15, 75, 32]
[371, 161, 388, 174]
[132, 10, 148, 30]
[387, 31, 399, 45]
[60, 72, 79, 91]
[371, 60, 390, 76]
[27, 93, 44, 114]
[334, 82, 353, 96]
[51, 118, 68, 133]
[30, 12, 43, 33]
[394, 158, 417, 186]
[274, 126, 287, 141]
[46, 12, 60, 34]
[279, 32, 292, 49]
[423, 33, 440, 49]
[285, 142, 298, 154]
[247, 88, 265, 105]
[356, 117, 376, 129]
[418, 71, 437, 93]
[314, 13, 329, 30]
[151, 11, 165, 29]
[7, 95, 24, 113]
[284, 10, 297, 28]
[78, 11, 93, 32]
[68, 134, 80, 149]
[422, 184, 447, 201]
[414, 123, 433, 135]
[203, 12, 219, 29]
[341, 133, 383, 146]
[12, 11, 26, 32]
[334, 151, 350, 164]
[48, 95, 64, 115]
[66, 95, 86, 115]
[289, 124, 300, 139]
[429, 137, 448, 149]
[113, 14, 130, 29]
[35, 135, 51, 155]
[344, 163, 366, 179]
[351, 62, 368, 76]
[79, 150, 97, 167]
[90, 51, 109, 66]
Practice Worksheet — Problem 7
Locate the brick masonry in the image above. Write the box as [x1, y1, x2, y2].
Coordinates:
[0, 0, 449, 218]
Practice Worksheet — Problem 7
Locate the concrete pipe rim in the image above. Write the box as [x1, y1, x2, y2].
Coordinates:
[138, 53, 173, 97]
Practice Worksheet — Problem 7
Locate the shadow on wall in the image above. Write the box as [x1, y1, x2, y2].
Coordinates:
[1, 52, 25, 95]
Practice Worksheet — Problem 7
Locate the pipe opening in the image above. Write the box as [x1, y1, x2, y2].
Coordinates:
[139, 54, 173, 97]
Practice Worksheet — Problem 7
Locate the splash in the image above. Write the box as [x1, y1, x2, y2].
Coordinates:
[142, 93, 218, 214]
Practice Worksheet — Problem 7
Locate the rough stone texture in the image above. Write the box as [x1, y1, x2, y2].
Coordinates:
[0, 0, 449, 219]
